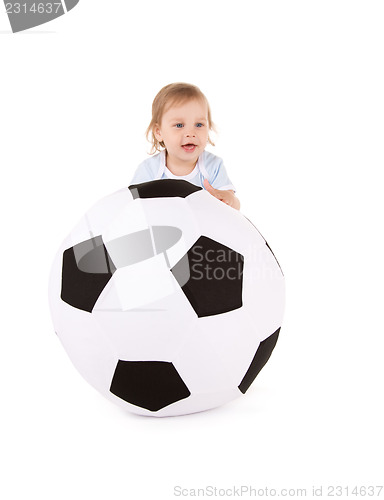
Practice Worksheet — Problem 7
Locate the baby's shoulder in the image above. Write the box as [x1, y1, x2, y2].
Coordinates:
[138, 152, 161, 169]
[201, 150, 224, 172]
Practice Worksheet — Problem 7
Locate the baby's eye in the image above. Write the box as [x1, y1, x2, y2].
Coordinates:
[175, 123, 184, 128]
[196, 123, 204, 128]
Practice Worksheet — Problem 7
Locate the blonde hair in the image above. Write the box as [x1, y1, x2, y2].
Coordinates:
[146, 82, 216, 154]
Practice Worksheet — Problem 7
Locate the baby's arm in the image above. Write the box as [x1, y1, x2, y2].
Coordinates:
[204, 179, 240, 210]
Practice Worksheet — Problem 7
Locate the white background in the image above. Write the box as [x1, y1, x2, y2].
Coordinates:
[1, 1, 383, 499]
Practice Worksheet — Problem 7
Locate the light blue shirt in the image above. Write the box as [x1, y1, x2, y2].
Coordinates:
[130, 150, 235, 191]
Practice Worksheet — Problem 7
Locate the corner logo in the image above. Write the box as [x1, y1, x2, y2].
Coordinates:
[4, 0, 79, 32]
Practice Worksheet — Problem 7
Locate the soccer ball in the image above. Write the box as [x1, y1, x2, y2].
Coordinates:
[49, 180, 285, 417]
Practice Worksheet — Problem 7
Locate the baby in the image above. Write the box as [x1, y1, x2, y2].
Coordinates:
[131, 83, 240, 210]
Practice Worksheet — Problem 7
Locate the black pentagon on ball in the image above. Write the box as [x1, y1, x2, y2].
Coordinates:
[171, 236, 244, 318]
[129, 179, 202, 199]
[110, 360, 191, 411]
[61, 236, 116, 313]
[238, 328, 280, 393]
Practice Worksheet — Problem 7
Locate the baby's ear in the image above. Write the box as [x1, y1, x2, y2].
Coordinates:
[154, 124, 162, 142]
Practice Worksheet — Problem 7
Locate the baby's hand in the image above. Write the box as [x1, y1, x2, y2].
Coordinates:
[204, 179, 240, 210]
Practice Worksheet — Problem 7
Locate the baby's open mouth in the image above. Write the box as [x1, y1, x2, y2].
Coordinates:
[182, 144, 197, 151]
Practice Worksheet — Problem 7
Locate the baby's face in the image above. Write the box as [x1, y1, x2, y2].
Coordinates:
[155, 99, 209, 167]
